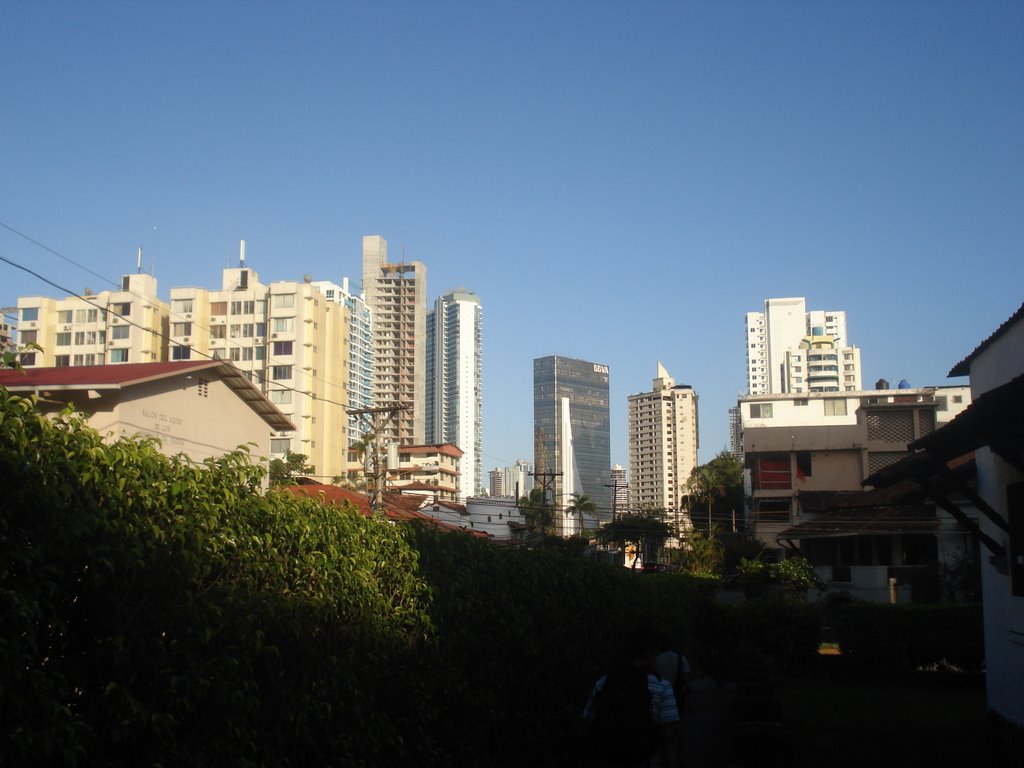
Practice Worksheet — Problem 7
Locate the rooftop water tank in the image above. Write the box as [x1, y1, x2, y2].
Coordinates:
[898, 379, 911, 389]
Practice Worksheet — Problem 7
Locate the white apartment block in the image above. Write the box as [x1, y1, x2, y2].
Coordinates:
[627, 362, 699, 515]
[17, 272, 169, 368]
[489, 459, 532, 499]
[740, 384, 972, 548]
[168, 263, 348, 481]
[746, 297, 860, 394]
[312, 277, 373, 446]
[783, 338, 863, 394]
[426, 289, 483, 500]
[362, 235, 426, 445]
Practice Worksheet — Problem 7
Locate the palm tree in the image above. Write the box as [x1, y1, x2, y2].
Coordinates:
[345, 432, 375, 490]
[519, 487, 554, 539]
[564, 492, 597, 537]
[686, 464, 726, 535]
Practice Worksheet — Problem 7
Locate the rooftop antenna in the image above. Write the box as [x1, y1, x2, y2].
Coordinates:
[239, 239, 246, 267]
[137, 246, 142, 274]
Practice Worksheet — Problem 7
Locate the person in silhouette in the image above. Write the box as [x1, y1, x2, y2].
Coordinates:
[583, 626, 679, 768]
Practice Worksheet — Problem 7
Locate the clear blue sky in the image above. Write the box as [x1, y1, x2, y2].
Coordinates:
[2, 1, 1022, 471]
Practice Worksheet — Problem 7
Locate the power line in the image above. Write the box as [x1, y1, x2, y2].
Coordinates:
[0, 250, 353, 413]
[0, 223, 362, 417]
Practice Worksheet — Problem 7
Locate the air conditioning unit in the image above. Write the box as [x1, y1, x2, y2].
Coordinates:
[63, 325, 72, 331]
[254, 337, 263, 343]
[185, 313, 192, 319]
[183, 337, 190, 342]
[271, 333, 278, 338]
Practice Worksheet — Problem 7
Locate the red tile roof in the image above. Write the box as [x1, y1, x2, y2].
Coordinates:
[284, 483, 487, 538]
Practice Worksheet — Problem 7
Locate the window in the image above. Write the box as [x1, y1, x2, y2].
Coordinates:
[57, 310, 73, 324]
[272, 317, 294, 333]
[794, 399, 808, 406]
[171, 299, 194, 314]
[230, 348, 241, 362]
[243, 300, 255, 314]
[272, 365, 292, 380]
[750, 403, 773, 418]
[796, 452, 813, 479]
[255, 300, 266, 315]
[84, 354, 96, 366]
[254, 347, 265, 360]
[211, 349, 227, 360]
[211, 325, 226, 339]
[73, 354, 84, 366]
[953, 395, 963, 404]
[242, 347, 253, 361]
[273, 341, 294, 356]
[111, 325, 129, 340]
[56, 332, 71, 346]
[111, 303, 131, 317]
[19, 352, 36, 366]
[20, 307, 38, 322]
[19, 330, 37, 344]
[110, 349, 128, 363]
[230, 301, 243, 315]
[270, 438, 290, 454]
[171, 345, 191, 360]
[242, 323, 254, 338]
[55, 355, 70, 367]
[272, 293, 295, 309]
[824, 399, 848, 416]
[754, 456, 790, 490]
[269, 389, 292, 405]
[255, 322, 266, 337]
[210, 301, 227, 315]
[172, 322, 192, 336]
[74, 332, 85, 345]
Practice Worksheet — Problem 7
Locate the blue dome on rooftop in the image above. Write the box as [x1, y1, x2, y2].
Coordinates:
[897, 379, 911, 389]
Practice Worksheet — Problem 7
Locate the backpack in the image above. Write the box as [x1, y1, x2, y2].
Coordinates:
[589, 665, 660, 767]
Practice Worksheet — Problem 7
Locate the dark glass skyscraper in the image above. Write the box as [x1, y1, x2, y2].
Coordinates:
[533, 355, 611, 532]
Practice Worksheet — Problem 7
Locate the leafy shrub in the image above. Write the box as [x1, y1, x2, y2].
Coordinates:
[834, 603, 984, 674]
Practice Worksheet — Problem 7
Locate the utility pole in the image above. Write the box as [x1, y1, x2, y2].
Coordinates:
[606, 476, 629, 522]
[528, 469, 562, 538]
[347, 403, 409, 512]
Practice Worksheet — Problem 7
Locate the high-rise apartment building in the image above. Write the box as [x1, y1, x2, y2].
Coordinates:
[728, 405, 743, 460]
[361, 235, 426, 445]
[17, 272, 169, 368]
[627, 362, 699, 517]
[609, 464, 629, 517]
[746, 297, 860, 394]
[490, 459, 532, 498]
[426, 290, 482, 500]
[312, 277, 373, 446]
[167, 259, 347, 480]
[533, 355, 611, 534]
[489, 468, 505, 497]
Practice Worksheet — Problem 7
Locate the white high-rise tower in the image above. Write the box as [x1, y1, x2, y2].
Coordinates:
[745, 297, 861, 394]
[426, 290, 483, 500]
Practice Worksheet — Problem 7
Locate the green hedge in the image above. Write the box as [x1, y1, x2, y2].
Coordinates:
[0, 389, 718, 767]
[834, 603, 984, 673]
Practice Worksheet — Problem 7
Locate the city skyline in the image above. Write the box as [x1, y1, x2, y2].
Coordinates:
[2, 3, 1021, 471]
